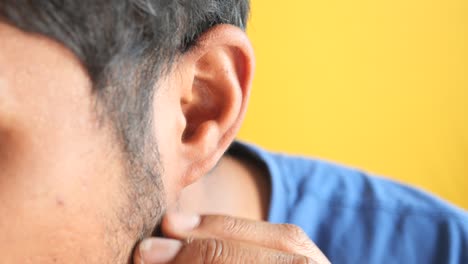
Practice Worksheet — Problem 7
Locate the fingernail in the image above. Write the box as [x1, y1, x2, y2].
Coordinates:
[139, 238, 182, 264]
[166, 212, 201, 231]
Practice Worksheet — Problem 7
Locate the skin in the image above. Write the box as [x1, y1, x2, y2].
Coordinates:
[132, 150, 331, 264]
[0, 21, 255, 263]
[138, 213, 330, 264]
[0, 22, 131, 262]
[178, 153, 271, 221]
[0, 19, 329, 263]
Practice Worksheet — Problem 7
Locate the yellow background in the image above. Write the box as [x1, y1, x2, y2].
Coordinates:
[239, 0, 468, 209]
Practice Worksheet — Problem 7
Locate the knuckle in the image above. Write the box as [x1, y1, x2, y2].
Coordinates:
[276, 254, 314, 264]
[197, 239, 228, 264]
[280, 224, 315, 253]
[219, 215, 248, 234]
[282, 224, 305, 238]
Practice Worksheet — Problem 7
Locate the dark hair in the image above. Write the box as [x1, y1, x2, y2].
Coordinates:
[0, 0, 249, 245]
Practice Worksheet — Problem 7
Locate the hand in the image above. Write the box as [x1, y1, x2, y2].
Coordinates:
[133, 213, 331, 264]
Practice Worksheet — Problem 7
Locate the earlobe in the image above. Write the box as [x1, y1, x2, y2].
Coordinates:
[179, 24, 255, 186]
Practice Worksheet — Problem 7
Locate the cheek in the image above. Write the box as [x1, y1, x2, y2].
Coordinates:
[0, 59, 129, 263]
[0, 122, 129, 262]
[153, 89, 187, 207]
[0, 22, 135, 262]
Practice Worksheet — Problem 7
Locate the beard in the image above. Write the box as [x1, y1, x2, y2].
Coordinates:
[106, 135, 167, 264]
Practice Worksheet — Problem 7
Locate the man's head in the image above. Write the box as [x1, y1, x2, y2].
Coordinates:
[0, 0, 253, 262]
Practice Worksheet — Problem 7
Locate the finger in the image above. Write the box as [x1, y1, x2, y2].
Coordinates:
[133, 238, 182, 264]
[134, 237, 319, 264]
[161, 212, 329, 263]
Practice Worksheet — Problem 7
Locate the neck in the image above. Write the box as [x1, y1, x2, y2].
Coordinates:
[178, 153, 270, 221]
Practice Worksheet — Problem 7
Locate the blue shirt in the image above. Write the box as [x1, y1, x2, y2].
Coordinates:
[229, 142, 468, 264]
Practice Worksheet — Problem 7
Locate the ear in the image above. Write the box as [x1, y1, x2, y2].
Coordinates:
[157, 24, 255, 191]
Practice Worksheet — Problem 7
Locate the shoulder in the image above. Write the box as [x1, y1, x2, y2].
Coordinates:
[235, 141, 468, 264]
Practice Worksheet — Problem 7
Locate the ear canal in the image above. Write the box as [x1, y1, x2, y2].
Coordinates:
[181, 78, 225, 142]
